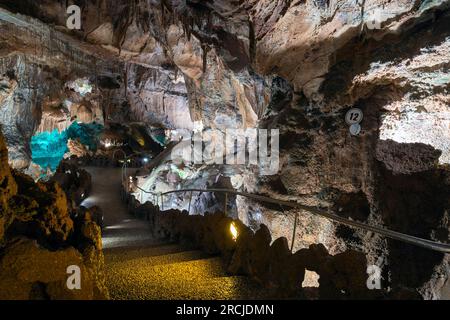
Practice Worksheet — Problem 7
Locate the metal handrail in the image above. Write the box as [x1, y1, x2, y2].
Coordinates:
[130, 186, 450, 253]
[134, 185, 159, 205]
[135, 185, 158, 196]
[121, 152, 144, 186]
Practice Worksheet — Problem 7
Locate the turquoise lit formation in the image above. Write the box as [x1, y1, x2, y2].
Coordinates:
[31, 122, 104, 171]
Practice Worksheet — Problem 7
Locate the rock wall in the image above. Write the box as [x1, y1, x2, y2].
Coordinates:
[0, 130, 109, 299]
[137, 0, 450, 299]
[0, 4, 192, 170]
[94, 0, 449, 298]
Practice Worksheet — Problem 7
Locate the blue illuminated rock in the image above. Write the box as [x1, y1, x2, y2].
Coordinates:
[31, 129, 69, 171]
[31, 122, 104, 172]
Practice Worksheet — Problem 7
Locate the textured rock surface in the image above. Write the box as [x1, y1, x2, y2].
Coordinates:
[51, 160, 92, 205]
[0, 131, 18, 244]
[0, 4, 190, 171]
[0, 0, 449, 299]
[0, 237, 91, 300]
[0, 130, 109, 300]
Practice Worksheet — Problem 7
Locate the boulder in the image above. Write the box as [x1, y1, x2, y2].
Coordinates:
[88, 206, 104, 230]
[0, 237, 93, 300]
[318, 250, 375, 299]
[227, 224, 254, 275]
[72, 206, 104, 251]
[267, 237, 294, 292]
[179, 214, 204, 248]
[247, 224, 272, 283]
[81, 245, 110, 300]
[201, 213, 224, 254]
[10, 172, 74, 248]
[293, 243, 330, 272]
[51, 161, 92, 205]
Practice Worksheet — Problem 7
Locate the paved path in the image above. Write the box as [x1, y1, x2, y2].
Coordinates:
[82, 167, 271, 300]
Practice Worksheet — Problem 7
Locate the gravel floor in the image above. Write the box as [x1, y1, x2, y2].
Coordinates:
[105, 246, 272, 300]
[84, 167, 272, 300]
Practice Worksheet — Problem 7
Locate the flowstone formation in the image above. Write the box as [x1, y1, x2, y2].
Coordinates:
[0, 131, 109, 300]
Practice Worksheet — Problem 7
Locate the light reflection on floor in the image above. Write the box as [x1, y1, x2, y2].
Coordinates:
[83, 167, 157, 249]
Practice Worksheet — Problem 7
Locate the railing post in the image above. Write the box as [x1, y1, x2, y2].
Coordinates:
[188, 191, 193, 214]
[197, 192, 202, 215]
[161, 194, 164, 211]
[124, 162, 128, 185]
[291, 211, 299, 253]
[224, 192, 228, 215]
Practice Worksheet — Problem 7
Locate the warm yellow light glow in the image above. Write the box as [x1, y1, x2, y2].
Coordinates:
[230, 222, 238, 241]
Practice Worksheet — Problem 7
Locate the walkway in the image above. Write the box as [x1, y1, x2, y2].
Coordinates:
[82, 167, 155, 249]
[82, 167, 270, 300]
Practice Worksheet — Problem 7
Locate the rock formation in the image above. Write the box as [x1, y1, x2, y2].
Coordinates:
[0, 130, 108, 300]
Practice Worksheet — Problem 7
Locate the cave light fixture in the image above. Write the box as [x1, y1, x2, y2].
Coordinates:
[101, 138, 123, 149]
[230, 222, 238, 242]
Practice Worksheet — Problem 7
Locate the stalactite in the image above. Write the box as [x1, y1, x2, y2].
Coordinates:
[124, 63, 128, 97]
[202, 44, 208, 74]
[161, 1, 165, 27]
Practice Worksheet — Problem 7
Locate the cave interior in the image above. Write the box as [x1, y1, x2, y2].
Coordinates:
[0, 0, 449, 301]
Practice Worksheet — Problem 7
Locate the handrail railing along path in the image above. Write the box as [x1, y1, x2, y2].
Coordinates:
[127, 182, 450, 254]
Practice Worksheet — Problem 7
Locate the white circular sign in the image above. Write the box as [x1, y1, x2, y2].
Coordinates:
[349, 123, 362, 136]
[345, 108, 363, 125]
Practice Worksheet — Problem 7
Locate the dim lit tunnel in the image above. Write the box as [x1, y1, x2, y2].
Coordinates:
[0, 0, 450, 301]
